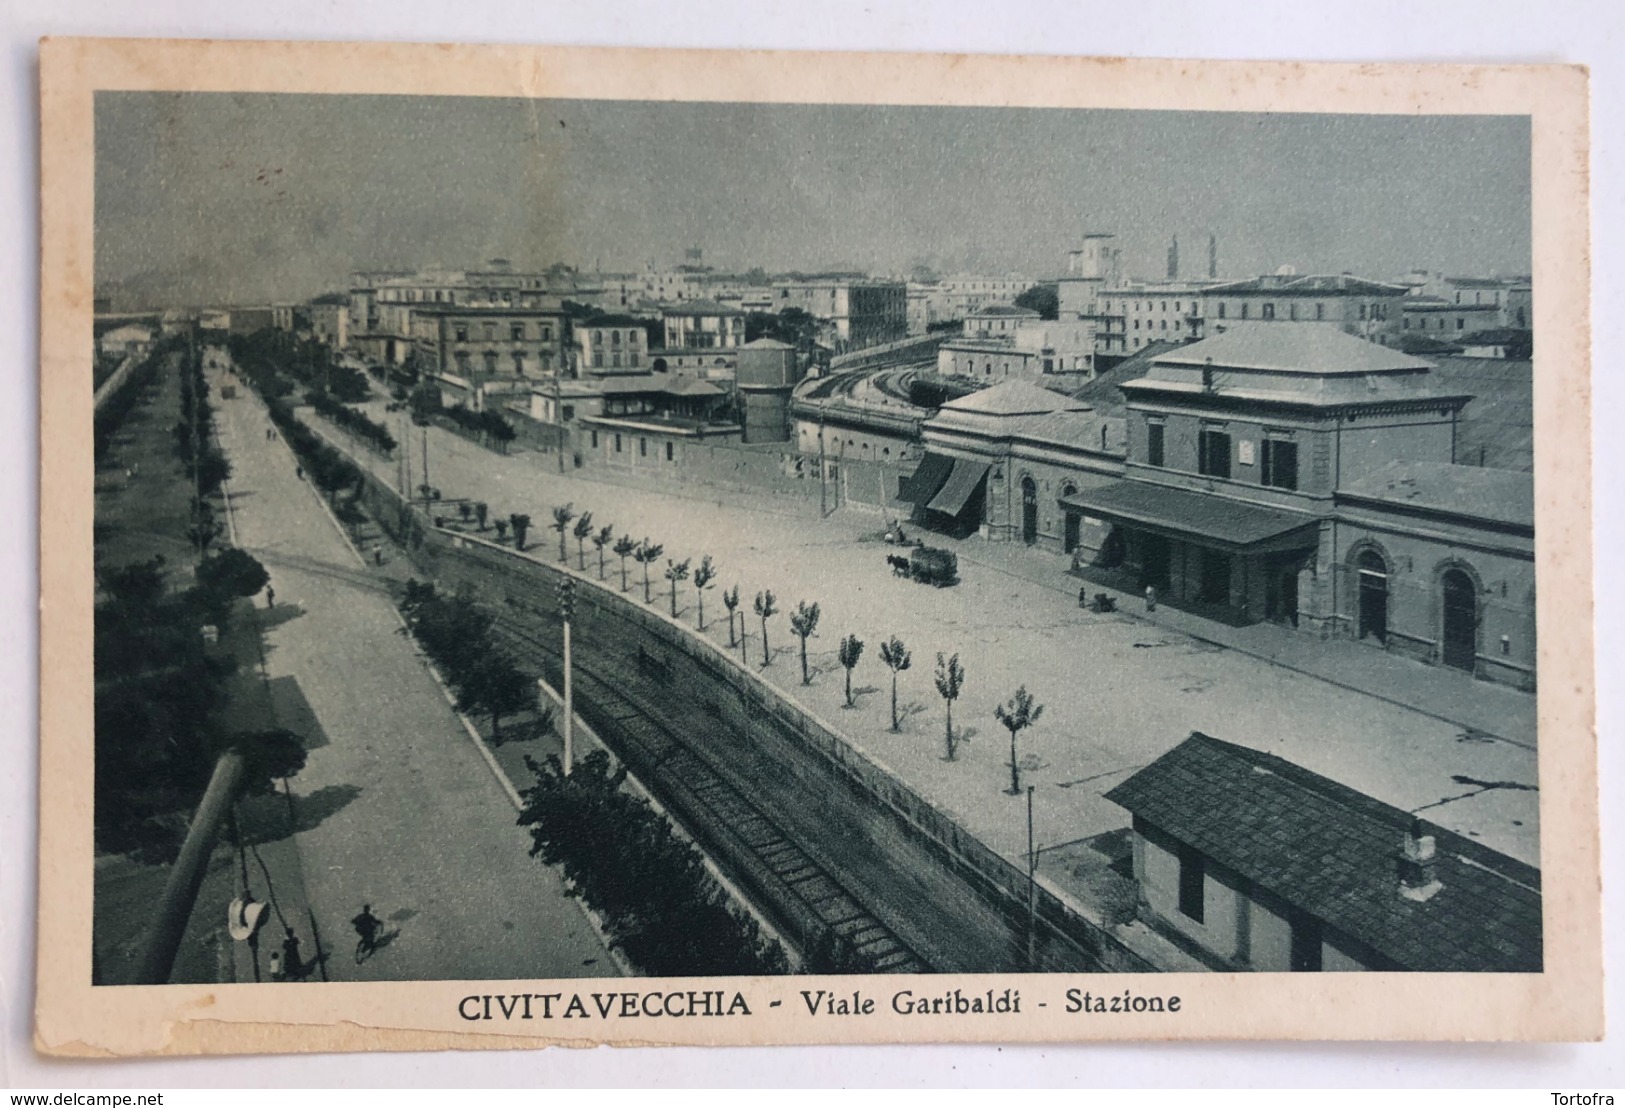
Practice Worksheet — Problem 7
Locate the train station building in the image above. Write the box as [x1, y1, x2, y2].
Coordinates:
[904, 323, 1536, 688]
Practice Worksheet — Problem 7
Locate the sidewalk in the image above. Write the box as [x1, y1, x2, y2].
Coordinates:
[943, 534, 1537, 748]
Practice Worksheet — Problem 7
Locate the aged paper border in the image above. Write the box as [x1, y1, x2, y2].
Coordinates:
[38, 37, 1600, 1055]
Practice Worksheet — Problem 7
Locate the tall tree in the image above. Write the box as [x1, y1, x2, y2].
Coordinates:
[753, 590, 778, 667]
[879, 636, 912, 733]
[613, 534, 638, 592]
[635, 540, 665, 603]
[788, 601, 821, 685]
[592, 524, 615, 580]
[551, 504, 575, 562]
[509, 513, 532, 552]
[664, 558, 691, 618]
[934, 653, 966, 761]
[572, 511, 595, 570]
[838, 634, 864, 708]
[457, 652, 531, 744]
[692, 555, 717, 630]
[995, 686, 1045, 795]
[721, 584, 741, 648]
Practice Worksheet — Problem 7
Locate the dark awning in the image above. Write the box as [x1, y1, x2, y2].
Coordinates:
[898, 451, 955, 503]
[926, 458, 990, 518]
[1060, 480, 1321, 551]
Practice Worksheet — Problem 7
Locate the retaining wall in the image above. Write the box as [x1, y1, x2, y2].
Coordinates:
[353, 466, 1151, 972]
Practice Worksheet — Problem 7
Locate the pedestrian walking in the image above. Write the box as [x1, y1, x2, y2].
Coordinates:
[281, 927, 303, 980]
[352, 904, 383, 963]
[1144, 584, 1157, 612]
[266, 585, 275, 609]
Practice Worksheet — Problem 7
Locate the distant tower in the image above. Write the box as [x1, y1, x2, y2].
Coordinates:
[1208, 233, 1218, 279]
[1167, 236, 1180, 280]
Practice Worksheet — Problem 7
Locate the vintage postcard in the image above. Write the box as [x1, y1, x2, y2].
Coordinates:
[38, 38, 1600, 1054]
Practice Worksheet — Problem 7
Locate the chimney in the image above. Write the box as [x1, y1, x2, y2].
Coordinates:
[1397, 817, 1443, 902]
[1208, 233, 1218, 279]
[1167, 235, 1180, 280]
[1201, 356, 1214, 393]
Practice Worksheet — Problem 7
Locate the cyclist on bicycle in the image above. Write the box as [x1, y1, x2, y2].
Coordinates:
[351, 904, 382, 954]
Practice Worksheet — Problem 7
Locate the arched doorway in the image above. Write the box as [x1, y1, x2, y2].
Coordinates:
[1061, 484, 1079, 553]
[1356, 549, 1389, 643]
[1021, 477, 1038, 545]
[1441, 568, 1478, 671]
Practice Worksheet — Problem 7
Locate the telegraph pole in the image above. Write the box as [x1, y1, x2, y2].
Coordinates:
[1026, 784, 1038, 969]
[556, 577, 576, 775]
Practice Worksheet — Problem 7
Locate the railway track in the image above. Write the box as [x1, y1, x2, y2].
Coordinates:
[487, 606, 930, 975]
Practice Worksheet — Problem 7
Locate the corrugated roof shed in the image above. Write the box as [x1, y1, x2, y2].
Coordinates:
[1105, 733, 1542, 973]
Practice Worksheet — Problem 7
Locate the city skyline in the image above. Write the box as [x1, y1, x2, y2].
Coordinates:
[95, 93, 1531, 309]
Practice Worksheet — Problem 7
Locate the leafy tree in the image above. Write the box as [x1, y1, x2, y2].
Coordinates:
[634, 540, 665, 603]
[551, 504, 575, 562]
[592, 524, 615, 580]
[457, 651, 531, 743]
[691, 556, 716, 630]
[1013, 282, 1060, 321]
[573, 512, 595, 570]
[788, 601, 821, 685]
[475, 501, 489, 531]
[838, 634, 864, 708]
[494, 519, 509, 542]
[879, 636, 912, 733]
[721, 584, 741, 648]
[187, 502, 224, 556]
[664, 558, 691, 618]
[995, 685, 1045, 795]
[934, 653, 966, 761]
[613, 535, 638, 592]
[219, 728, 308, 795]
[509, 513, 532, 552]
[459, 502, 473, 525]
[194, 548, 270, 622]
[753, 590, 778, 667]
[99, 555, 168, 608]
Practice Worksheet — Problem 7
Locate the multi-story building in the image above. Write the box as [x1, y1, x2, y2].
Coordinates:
[937, 311, 1097, 385]
[905, 322, 1535, 688]
[661, 301, 745, 351]
[308, 294, 349, 349]
[577, 314, 651, 374]
[1197, 274, 1411, 346]
[1400, 297, 1502, 340]
[1093, 280, 1215, 355]
[771, 278, 908, 352]
[411, 305, 571, 404]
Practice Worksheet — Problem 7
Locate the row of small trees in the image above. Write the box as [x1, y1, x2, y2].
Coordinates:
[305, 390, 397, 454]
[534, 503, 1047, 796]
[398, 579, 532, 742]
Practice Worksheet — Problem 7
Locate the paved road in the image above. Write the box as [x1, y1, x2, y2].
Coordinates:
[213, 371, 617, 982]
[334, 396, 1541, 868]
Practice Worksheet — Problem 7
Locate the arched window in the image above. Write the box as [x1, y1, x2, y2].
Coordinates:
[1356, 549, 1389, 643]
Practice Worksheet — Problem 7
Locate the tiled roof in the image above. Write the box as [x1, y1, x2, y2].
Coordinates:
[1338, 460, 1533, 529]
[1104, 733, 1542, 973]
[1066, 341, 1183, 417]
[940, 379, 1087, 416]
[1153, 323, 1434, 375]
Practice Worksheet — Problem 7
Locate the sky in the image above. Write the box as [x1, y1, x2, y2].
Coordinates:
[94, 93, 1532, 308]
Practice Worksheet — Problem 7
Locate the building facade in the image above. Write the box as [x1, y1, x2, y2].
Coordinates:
[772, 278, 908, 352]
[411, 305, 571, 387]
[577, 314, 651, 373]
[1198, 274, 1411, 346]
[1105, 733, 1541, 973]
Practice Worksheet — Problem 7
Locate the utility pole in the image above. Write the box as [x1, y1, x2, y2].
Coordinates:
[556, 576, 576, 775]
[421, 425, 430, 501]
[818, 418, 828, 518]
[555, 368, 566, 475]
[1026, 784, 1037, 970]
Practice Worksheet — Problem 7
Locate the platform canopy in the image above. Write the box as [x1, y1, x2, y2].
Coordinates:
[1060, 480, 1322, 552]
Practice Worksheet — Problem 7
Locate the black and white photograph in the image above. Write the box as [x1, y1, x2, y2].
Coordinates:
[35, 37, 1601, 1055]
